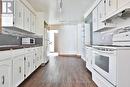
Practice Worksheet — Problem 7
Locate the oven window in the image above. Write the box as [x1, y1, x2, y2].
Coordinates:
[95, 54, 109, 73]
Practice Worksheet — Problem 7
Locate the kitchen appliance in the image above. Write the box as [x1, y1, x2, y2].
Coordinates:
[22, 38, 35, 45]
[92, 46, 116, 86]
[92, 31, 130, 87]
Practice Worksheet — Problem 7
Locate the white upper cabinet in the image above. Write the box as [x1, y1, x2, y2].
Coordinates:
[106, 0, 117, 17]
[23, 6, 30, 32]
[14, 0, 24, 29]
[92, 7, 98, 32]
[106, 0, 117, 16]
[118, 0, 130, 9]
[2, 0, 38, 34]
[97, 0, 106, 29]
[30, 12, 36, 33]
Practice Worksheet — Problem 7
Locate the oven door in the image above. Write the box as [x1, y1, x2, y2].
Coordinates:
[92, 49, 116, 86]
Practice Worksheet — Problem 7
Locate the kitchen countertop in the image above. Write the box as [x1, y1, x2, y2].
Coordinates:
[0, 44, 43, 51]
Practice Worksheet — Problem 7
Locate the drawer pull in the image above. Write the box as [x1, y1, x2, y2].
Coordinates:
[19, 67, 22, 73]
[2, 76, 5, 85]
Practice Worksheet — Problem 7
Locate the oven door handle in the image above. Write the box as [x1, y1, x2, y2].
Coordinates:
[93, 50, 114, 54]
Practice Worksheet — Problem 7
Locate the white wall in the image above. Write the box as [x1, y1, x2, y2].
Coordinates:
[58, 25, 78, 55]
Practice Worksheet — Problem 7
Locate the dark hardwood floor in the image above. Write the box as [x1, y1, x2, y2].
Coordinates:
[19, 56, 97, 87]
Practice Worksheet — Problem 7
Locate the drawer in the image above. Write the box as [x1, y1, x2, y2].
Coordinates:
[92, 70, 115, 87]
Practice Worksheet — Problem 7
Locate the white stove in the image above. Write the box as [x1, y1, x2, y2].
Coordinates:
[92, 31, 130, 87]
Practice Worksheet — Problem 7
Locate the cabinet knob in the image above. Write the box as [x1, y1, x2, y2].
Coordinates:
[2, 76, 5, 85]
[19, 67, 22, 73]
[109, 0, 111, 6]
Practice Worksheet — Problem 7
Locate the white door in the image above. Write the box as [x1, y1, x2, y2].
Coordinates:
[0, 60, 12, 87]
[13, 55, 24, 87]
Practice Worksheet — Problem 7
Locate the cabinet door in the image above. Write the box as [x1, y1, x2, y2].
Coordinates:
[98, 0, 106, 29]
[24, 55, 31, 78]
[118, 0, 130, 9]
[0, 60, 12, 87]
[36, 47, 43, 67]
[24, 52, 34, 78]
[92, 7, 98, 32]
[23, 6, 30, 32]
[14, 0, 23, 29]
[106, 0, 117, 16]
[30, 13, 36, 33]
[13, 55, 24, 87]
[30, 13, 33, 33]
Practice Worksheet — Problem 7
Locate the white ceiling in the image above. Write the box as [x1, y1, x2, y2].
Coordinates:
[27, 0, 95, 24]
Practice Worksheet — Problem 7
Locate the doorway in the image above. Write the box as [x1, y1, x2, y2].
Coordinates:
[48, 30, 59, 55]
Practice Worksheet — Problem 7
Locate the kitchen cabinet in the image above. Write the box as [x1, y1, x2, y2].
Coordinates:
[2, 0, 37, 33]
[30, 13, 36, 33]
[24, 49, 35, 78]
[23, 6, 30, 32]
[85, 47, 93, 72]
[0, 60, 12, 87]
[106, 0, 117, 17]
[92, 7, 98, 32]
[12, 49, 25, 87]
[14, 0, 24, 29]
[97, 0, 106, 29]
[97, 0, 115, 31]
[118, 0, 130, 9]
[35, 47, 43, 68]
[12, 55, 24, 87]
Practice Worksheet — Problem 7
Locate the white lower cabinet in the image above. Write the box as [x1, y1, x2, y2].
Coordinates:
[12, 55, 24, 87]
[85, 47, 93, 72]
[24, 53, 33, 78]
[0, 60, 12, 87]
[12, 49, 25, 87]
[35, 47, 43, 68]
[24, 48, 36, 78]
[0, 47, 44, 87]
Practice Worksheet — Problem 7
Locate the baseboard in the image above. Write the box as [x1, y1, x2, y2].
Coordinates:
[59, 53, 81, 58]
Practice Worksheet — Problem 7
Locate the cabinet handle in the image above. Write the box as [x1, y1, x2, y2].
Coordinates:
[2, 76, 5, 85]
[109, 0, 111, 6]
[19, 67, 22, 73]
[104, 0, 106, 3]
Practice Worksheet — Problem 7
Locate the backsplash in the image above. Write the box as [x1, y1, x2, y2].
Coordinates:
[0, 27, 43, 46]
[0, 34, 43, 46]
[0, 34, 21, 45]
[35, 38, 43, 45]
